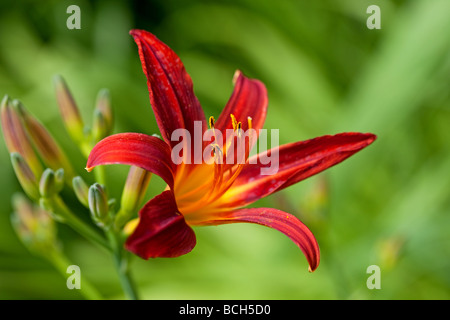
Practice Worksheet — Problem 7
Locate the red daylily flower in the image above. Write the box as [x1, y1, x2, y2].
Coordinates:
[86, 29, 376, 272]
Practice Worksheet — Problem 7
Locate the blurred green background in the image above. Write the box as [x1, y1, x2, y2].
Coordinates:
[0, 0, 449, 299]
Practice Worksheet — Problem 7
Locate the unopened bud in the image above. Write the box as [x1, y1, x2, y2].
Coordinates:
[115, 166, 151, 228]
[11, 193, 57, 251]
[11, 193, 37, 236]
[95, 89, 113, 135]
[72, 176, 90, 208]
[39, 168, 57, 198]
[54, 168, 65, 193]
[53, 75, 85, 144]
[88, 183, 110, 227]
[91, 109, 108, 143]
[13, 100, 75, 182]
[1, 95, 43, 178]
[10, 153, 40, 201]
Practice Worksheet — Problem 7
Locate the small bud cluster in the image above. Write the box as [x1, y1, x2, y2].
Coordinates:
[1, 76, 151, 267]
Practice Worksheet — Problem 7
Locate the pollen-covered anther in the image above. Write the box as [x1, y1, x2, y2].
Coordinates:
[230, 114, 238, 131]
[208, 116, 215, 129]
[247, 116, 253, 129]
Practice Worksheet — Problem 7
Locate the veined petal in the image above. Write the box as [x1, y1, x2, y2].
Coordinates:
[225, 132, 376, 208]
[125, 190, 196, 258]
[86, 133, 175, 189]
[130, 29, 206, 149]
[215, 71, 268, 134]
[212, 71, 268, 168]
[194, 207, 320, 272]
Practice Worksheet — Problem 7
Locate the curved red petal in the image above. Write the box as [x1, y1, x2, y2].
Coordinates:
[225, 132, 376, 207]
[86, 133, 175, 189]
[125, 190, 196, 258]
[130, 29, 206, 149]
[196, 207, 320, 272]
[215, 71, 268, 134]
[212, 71, 268, 166]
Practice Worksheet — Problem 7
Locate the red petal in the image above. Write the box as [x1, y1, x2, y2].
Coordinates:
[130, 29, 206, 149]
[225, 132, 376, 207]
[196, 207, 320, 272]
[86, 133, 175, 189]
[215, 71, 268, 133]
[213, 71, 268, 166]
[125, 190, 196, 258]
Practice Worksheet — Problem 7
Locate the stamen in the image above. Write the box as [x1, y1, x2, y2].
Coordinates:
[247, 116, 254, 154]
[237, 122, 242, 137]
[212, 145, 224, 185]
[176, 114, 256, 215]
[209, 116, 215, 129]
[206, 115, 221, 149]
[230, 114, 237, 131]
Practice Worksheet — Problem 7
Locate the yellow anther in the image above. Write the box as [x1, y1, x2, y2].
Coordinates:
[247, 116, 253, 130]
[230, 114, 238, 131]
[209, 116, 215, 129]
[237, 122, 242, 136]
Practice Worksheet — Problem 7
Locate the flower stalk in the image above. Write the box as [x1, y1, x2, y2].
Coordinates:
[1, 80, 139, 298]
[1, 27, 376, 299]
[11, 193, 103, 300]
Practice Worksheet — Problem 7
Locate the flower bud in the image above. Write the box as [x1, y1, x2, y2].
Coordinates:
[115, 166, 151, 228]
[39, 168, 57, 198]
[72, 176, 90, 208]
[1, 95, 43, 178]
[91, 109, 108, 143]
[13, 99, 75, 182]
[11, 193, 57, 252]
[93, 89, 114, 142]
[54, 168, 65, 193]
[53, 75, 85, 144]
[88, 183, 110, 227]
[10, 153, 40, 201]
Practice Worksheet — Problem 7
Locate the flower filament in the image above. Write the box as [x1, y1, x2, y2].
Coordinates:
[175, 114, 254, 220]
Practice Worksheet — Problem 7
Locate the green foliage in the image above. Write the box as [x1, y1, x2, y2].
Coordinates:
[0, 0, 449, 299]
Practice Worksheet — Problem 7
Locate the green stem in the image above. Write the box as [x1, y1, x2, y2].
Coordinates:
[93, 165, 107, 187]
[84, 148, 138, 299]
[52, 196, 111, 252]
[106, 229, 139, 300]
[47, 248, 103, 300]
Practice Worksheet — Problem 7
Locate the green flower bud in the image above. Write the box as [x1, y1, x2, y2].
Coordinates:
[53, 75, 85, 144]
[92, 109, 108, 143]
[95, 89, 113, 135]
[39, 168, 57, 198]
[115, 166, 151, 229]
[54, 168, 65, 194]
[1, 95, 43, 178]
[11, 193, 58, 252]
[72, 176, 90, 208]
[10, 153, 40, 201]
[13, 100, 75, 182]
[88, 183, 110, 227]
